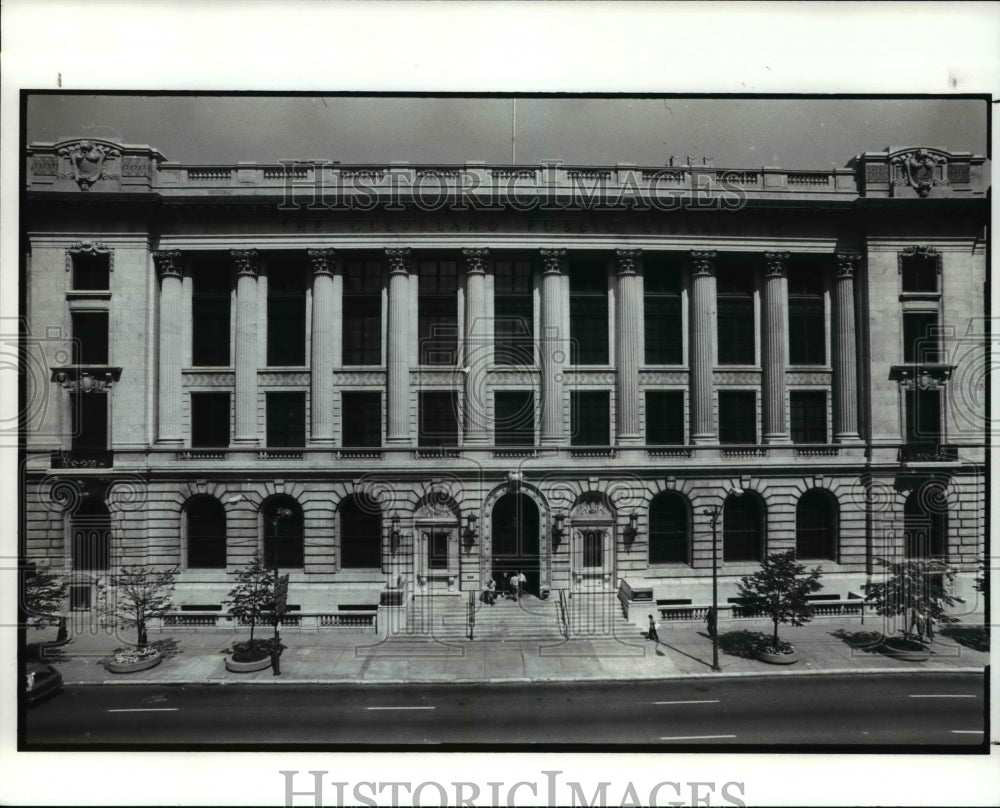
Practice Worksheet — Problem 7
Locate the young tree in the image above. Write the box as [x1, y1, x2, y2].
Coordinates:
[22, 562, 67, 630]
[736, 550, 824, 651]
[98, 566, 179, 647]
[225, 553, 275, 655]
[862, 558, 959, 644]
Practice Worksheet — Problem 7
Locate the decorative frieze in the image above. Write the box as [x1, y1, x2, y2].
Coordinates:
[32, 156, 59, 176]
[331, 372, 386, 386]
[121, 156, 150, 178]
[65, 242, 114, 273]
[182, 372, 235, 387]
[786, 371, 832, 385]
[897, 246, 941, 275]
[638, 371, 688, 385]
[258, 372, 311, 387]
[713, 371, 762, 385]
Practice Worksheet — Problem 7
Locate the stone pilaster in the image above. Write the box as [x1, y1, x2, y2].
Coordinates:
[153, 250, 184, 445]
[834, 252, 862, 443]
[540, 248, 567, 445]
[385, 248, 412, 445]
[231, 249, 260, 445]
[615, 249, 643, 444]
[308, 249, 337, 445]
[462, 248, 489, 445]
[762, 251, 790, 444]
[688, 250, 717, 444]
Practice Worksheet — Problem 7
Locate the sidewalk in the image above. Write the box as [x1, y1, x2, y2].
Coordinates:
[29, 613, 989, 686]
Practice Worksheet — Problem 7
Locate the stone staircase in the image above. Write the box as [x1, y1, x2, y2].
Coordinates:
[399, 594, 470, 640]
[564, 590, 641, 640]
[471, 593, 564, 641]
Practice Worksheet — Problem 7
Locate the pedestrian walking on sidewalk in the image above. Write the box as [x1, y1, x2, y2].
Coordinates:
[647, 614, 660, 643]
[705, 607, 717, 640]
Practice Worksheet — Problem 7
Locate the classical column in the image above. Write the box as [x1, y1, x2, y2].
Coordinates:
[308, 248, 337, 445]
[615, 249, 643, 445]
[385, 248, 412, 445]
[834, 252, 862, 443]
[462, 247, 489, 445]
[762, 251, 790, 444]
[688, 250, 717, 444]
[231, 249, 260, 445]
[153, 250, 184, 445]
[540, 248, 567, 445]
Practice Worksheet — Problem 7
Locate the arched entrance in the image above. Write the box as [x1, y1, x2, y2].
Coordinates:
[491, 493, 540, 595]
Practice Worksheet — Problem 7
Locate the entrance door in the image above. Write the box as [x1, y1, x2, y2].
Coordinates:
[490, 493, 540, 595]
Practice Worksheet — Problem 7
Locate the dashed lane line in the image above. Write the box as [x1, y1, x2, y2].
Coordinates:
[366, 706, 436, 711]
[659, 734, 736, 741]
[107, 708, 180, 713]
[651, 700, 721, 705]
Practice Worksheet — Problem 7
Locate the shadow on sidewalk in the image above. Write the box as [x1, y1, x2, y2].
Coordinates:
[830, 628, 887, 655]
[149, 638, 182, 660]
[939, 625, 990, 653]
[716, 629, 768, 659]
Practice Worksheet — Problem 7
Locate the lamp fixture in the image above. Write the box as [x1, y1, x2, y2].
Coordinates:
[390, 513, 401, 555]
[623, 512, 639, 543]
[551, 512, 566, 548]
[464, 513, 479, 545]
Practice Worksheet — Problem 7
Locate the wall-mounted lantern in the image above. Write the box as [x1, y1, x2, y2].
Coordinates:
[623, 512, 639, 543]
[551, 513, 566, 548]
[390, 513, 401, 555]
[463, 513, 479, 547]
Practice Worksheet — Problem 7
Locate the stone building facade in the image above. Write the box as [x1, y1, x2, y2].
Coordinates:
[22, 139, 988, 630]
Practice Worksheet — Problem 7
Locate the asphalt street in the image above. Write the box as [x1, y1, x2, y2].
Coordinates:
[23, 671, 987, 748]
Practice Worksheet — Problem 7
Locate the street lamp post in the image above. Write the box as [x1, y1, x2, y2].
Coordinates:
[269, 506, 294, 675]
[704, 488, 744, 673]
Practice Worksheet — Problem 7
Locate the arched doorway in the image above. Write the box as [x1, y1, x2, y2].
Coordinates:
[491, 493, 540, 595]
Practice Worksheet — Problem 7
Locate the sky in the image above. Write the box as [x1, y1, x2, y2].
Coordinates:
[25, 95, 989, 169]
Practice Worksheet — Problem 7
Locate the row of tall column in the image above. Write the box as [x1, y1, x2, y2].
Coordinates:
[153, 247, 862, 447]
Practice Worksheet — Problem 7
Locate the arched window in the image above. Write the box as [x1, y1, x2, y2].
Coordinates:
[649, 493, 690, 564]
[340, 494, 382, 569]
[262, 496, 304, 569]
[904, 484, 947, 559]
[71, 498, 111, 571]
[723, 494, 765, 562]
[796, 490, 838, 560]
[186, 496, 227, 569]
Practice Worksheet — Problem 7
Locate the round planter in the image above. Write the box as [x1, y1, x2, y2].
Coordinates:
[106, 650, 162, 674]
[225, 655, 273, 673]
[754, 647, 799, 665]
[880, 641, 930, 662]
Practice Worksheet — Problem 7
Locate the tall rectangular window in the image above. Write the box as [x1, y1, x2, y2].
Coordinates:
[788, 265, 826, 365]
[419, 391, 459, 446]
[905, 389, 942, 443]
[645, 391, 685, 445]
[342, 391, 382, 447]
[494, 390, 535, 446]
[644, 258, 682, 364]
[494, 258, 534, 365]
[716, 262, 755, 365]
[718, 391, 756, 444]
[190, 392, 230, 448]
[570, 260, 609, 365]
[71, 312, 109, 364]
[72, 252, 110, 290]
[429, 531, 449, 570]
[790, 391, 827, 444]
[903, 312, 941, 362]
[901, 251, 939, 293]
[70, 392, 108, 451]
[583, 530, 603, 567]
[418, 259, 458, 366]
[343, 258, 383, 365]
[571, 391, 610, 446]
[267, 258, 307, 366]
[192, 257, 231, 367]
[266, 392, 306, 447]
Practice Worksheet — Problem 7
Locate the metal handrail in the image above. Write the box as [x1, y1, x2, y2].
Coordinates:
[558, 589, 570, 639]
[468, 590, 476, 640]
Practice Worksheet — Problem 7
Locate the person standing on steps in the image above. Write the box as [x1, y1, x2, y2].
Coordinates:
[516, 570, 526, 601]
[647, 614, 660, 643]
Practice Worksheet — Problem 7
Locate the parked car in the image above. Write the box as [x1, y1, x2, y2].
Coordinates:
[25, 661, 62, 706]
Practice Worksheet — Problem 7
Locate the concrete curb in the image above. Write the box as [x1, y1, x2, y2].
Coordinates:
[63, 666, 987, 687]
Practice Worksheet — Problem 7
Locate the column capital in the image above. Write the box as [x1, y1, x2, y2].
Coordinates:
[307, 248, 338, 276]
[462, 247, 489, 275]
[615, 248, 642, 276]
[836, 252, 862, 279]
[763, 251, 790, 277]
[540, 248, 567, 275]
[385, 247, 412, 276]
[152, 250, 184, 279]
[231, 249, 261, 278]
[689, 250, 717, 276]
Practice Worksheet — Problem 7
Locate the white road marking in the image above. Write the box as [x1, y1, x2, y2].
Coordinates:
[951, 730, 984, 734]
[652, 700, 720, 705]
[659, 734, 736, 741]
[909, 694, 976, 699]
[107, 708, 179, 713]
[366, 706, 436, 711]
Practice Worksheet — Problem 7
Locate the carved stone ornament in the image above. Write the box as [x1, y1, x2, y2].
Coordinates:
[51, 367, 122, 392]
[506, 470, 523, 491]
[836, 252, 861, 279]
[891, 149, 946, 198]
[385, 248, 412, 275]
[152, 250, 184, 279]
[763, 251, 790, 277]
[689, 250, 716, 276]
[307, 248, 337, 276]
[65, 242, 114, 273]
[57, 140, 120, 191]
[540, 248, 566, 275]
[230, 249, 260, 277]
[571, 497, 613, 522]
[896, 246, 941, 275]
[462, 247, 489, 275]
[414, 501, 458, 522]
[615, 249, 641, 276]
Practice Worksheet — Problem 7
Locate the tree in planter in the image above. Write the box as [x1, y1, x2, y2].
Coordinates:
[736, 550, 824, 654]
[862, 558, 959, 648]
[97, 566, 179, 651]
[22, 562, 68, 631]
[225, 553, 276, 661]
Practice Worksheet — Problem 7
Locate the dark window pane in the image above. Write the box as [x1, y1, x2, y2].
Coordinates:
[644, 296, 682, 365]
[429, 531, 449, 569]
[419, 391, 458, 446]
[724, 496, 763, 562]
[343, 259, 382, 365]
[570, 261, 608, 365]
[905, 389, 941, 442]
[583, 530, 603, 567]
[192, 259, 231, 367]
[904, 486, 947, 558]
[788, 280, 825, 365]
[717, 299, 755, 365]
[649, 494, 689, 564]
[342, 392, 381, 447]
[267, 261, 306, 366]
[344, 259, 383, 294]
[418, 259, 457, 293]
[419, 297, 458, 365]
[495, 259, 533, 294]
[72, 252, 110, 290]
[571, 391, 610, 446]
[70, 584, 92, 611]
[71, 500, 111, 571]
[719, 391, 756, 444]
[646, 391, 684, 445]
[495, 391, 534, 445]
[901, 254, 938, 293]
[71, 312, 109, 364]
[796, 491, 837, 560]
[191, 392, 230, 448]
[790, 391, 826, 444]
[71, 392, 107, 451]
[494, 296, 534, 366]
[187, 496, 227, 569]
[904, 312, 940, 363]
[266, 392, 306, 447]
[340, 495, 382, 569]
[263, 498, 304, 569]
